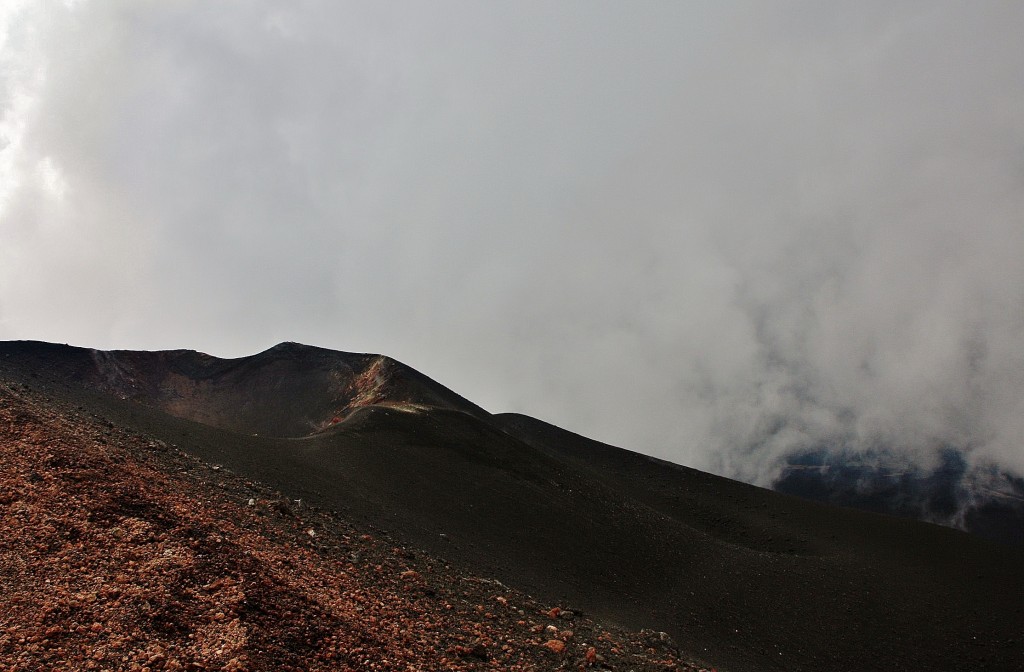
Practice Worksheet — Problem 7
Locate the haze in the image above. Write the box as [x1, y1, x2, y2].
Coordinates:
[2, 1, 1022, 490]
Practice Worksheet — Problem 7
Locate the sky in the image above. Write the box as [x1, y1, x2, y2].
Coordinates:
[2, 1, 1023, 490]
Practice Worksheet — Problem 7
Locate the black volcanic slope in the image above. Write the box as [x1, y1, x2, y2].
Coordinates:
[2, 340, 1022, 672]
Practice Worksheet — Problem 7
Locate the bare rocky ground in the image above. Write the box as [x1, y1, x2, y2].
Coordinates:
[0, 380, 712, 672]
[3, 341, 1023, 672]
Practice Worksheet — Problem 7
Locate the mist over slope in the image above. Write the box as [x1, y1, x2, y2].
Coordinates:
[3, 4, 1023, 534]
[700, 240, 1024, 545]
[3, 340, 1022, 672]
[773, 446, 1024, 546]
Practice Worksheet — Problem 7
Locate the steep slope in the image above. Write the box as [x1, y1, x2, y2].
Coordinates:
[2, 341, 1022, 672]
[0, 378, 706, 672]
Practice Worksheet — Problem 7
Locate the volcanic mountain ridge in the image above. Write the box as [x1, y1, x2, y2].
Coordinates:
[1, 340, 1022, 672]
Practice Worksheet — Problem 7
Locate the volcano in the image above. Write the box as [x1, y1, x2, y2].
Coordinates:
[1, 340, 1021, 672]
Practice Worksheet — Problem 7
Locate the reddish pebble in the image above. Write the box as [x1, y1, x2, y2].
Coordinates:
[543, 639, 566, 654]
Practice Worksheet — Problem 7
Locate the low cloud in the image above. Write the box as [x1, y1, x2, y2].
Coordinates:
[2, 2, 1022, 512]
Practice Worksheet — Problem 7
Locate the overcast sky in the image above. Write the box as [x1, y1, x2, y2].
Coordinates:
[2, 1, 1022, 485]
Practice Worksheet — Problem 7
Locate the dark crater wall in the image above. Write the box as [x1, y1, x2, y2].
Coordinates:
[0, 340, 488, 438]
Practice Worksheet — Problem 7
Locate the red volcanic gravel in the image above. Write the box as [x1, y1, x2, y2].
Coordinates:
[0, 381, 712, 672]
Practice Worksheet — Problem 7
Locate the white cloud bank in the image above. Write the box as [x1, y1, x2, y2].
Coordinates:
[2, 1, 1023, 486]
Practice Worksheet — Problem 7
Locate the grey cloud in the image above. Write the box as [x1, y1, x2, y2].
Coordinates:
[1, 2, 1022, 512]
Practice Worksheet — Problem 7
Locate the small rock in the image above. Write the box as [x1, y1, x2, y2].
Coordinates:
[543, 639, 566, 655]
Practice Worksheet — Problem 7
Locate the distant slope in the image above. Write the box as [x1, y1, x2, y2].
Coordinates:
[2, 341, 1022, 672]
[773, 448, 1024, 546]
